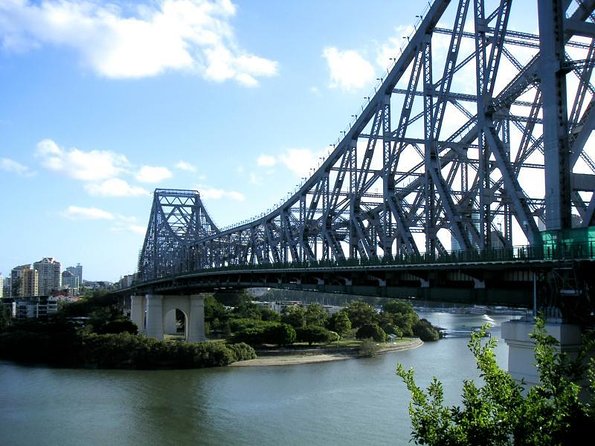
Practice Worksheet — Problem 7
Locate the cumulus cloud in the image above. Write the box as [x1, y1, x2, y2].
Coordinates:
[63, 205, 114, 220]
[35, 138, 155, 197]
[0, 157, 34, 176]
[175, 160, 196, 172]
[0, 0, 278, 86]
[198, 186, 244, 201]
[256, 154, 276, 167]
[279, 148, 320, 177]
[135, 165, 172, 183]
[36, 139, 128, 181]
[63, 205, 146, 234]
[323, 47, 375, 91]
[115, 224, 147, 235]
[110, 215, 147, 234]
[85, 178, 149, 197]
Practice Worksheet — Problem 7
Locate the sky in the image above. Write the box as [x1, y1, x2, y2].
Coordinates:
[0, 0, 549, 283]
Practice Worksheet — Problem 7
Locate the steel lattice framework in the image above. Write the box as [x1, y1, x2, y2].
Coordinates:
[139, 0, 595, 281]
[139, 189, 219, 279]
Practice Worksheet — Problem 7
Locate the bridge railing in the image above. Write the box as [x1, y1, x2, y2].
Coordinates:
[142, 239, 593, 281]
[135, 236, 594, 284]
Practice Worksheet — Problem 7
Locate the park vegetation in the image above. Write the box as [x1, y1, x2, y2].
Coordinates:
[206, 289, 441, 353]
[0, 288, 440, 369]
[397, 316, 594, 445]
[0, 291, 256, 369]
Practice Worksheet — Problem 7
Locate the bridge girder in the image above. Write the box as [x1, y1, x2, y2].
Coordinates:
[139, 0, 595, 281]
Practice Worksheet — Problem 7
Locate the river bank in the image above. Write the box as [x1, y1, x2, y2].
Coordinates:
[230, 338, 424, 367]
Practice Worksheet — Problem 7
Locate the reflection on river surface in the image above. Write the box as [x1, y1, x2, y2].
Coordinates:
[0, 311, 521, 446]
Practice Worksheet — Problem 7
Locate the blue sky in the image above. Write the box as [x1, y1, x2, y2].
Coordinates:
[0, 0, 437, 282]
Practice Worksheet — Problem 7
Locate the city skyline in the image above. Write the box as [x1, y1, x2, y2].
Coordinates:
[0, 1, 538, 281]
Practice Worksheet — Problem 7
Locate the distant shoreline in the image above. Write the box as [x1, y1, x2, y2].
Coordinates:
[230, 338, 424, 367]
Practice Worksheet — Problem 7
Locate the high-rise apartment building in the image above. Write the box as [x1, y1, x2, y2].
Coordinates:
[2, 276, 10, 298]
[61, 270, 80, 292]
[66, 263, 83, 286]
[0, 274, 3, 298]
[33, 258, 61, 296]
[11, 265, 39, 297]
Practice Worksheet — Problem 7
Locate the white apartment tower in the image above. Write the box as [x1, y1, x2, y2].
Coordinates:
[34, 257, 61, 296]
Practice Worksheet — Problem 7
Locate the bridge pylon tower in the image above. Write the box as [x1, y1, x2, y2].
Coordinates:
[138, 189, 219, 281]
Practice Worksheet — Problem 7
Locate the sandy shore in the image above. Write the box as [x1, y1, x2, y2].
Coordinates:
[230, 338, 423, 367]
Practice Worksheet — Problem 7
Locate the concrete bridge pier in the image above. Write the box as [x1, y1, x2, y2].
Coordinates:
[145, 294, 164, 340]
[128, 293, 206, 342]
[501, 318, 582, 386]
[130, 294, 145, 334]
[187, 294, 206, 342]
[164, 310, 178, 335]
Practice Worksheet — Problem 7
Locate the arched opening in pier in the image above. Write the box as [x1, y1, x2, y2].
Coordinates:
[163, 308, 188, 340]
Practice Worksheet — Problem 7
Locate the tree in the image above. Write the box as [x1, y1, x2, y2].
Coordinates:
[231, 300, 261, 320]
[259, 306, 280, 322]
[383, 300, 416, 316]
[413, 318, 440, 342]
[381, 300, 420, 337]
[0, 304, 11, 332]
[264, 323, 296, 346]
[296, 325, 334, 346]
[345, 300, 378, 329]
[213, 289, 252, 307]
[396, 316, 594, 445]
[304, 303, 328, 327]
[204, 294, 229, 328]
[281, 304, 306, 329]
[356, 323, 386, 342]
[328, 310, 352, 337]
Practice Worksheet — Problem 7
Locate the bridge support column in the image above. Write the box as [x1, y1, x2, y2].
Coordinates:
[187, 294, 206, 342]
[164, 310, 177, 335]
[501, 318, 582, 386]
[145, 294, 164, 340]
[130, 295, 145, 334]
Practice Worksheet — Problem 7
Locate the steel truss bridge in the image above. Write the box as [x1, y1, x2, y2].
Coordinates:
[133, 0, 595, 318]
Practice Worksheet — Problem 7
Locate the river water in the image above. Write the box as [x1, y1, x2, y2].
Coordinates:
[0, 310, 522, 446]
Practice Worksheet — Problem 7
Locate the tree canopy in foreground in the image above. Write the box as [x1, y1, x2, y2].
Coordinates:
[397, 316, 594, 445]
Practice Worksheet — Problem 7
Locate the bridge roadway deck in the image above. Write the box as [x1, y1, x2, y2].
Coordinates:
[118, 258, 594, 309]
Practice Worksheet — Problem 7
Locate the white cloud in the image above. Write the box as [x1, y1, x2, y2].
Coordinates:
[110, 219, 147, 235]
[85, 178, 149, 197]
[199, 186, 245, 201]
[0, 157, 34, 176]
[36, 139, 128, 181]
[175, 160, 196, 172]
[279, 148, 319, 177]
[135, 165, 172, 183]
[63, 205, 114, 220]
[375, 25, 416, 69]
[0, 0, 278, 85]
[323, 47, 375, 91]
[256, 154, 276, 167]
[63, 205, 147, 234]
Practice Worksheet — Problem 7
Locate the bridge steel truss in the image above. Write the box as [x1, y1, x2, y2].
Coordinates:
[139, 0, 595, 281]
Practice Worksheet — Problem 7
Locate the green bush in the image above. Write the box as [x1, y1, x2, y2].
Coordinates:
[358, 338, 380, 357]
[225, 342, 257, 361]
